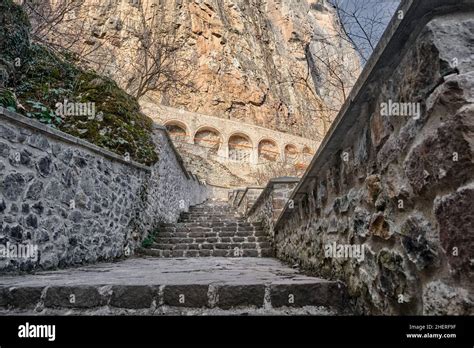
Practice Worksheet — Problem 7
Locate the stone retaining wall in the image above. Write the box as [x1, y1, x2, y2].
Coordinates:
[272, 2, 474, 315]
[0, 108, 207, 273]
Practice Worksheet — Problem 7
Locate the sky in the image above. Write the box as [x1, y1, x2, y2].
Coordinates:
[328, 0, 401, 63]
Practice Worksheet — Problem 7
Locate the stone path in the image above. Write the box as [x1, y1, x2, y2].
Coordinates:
[139, 202, 274, 258]
[0, 202, 348, 315]
[0, 257, 346, 315]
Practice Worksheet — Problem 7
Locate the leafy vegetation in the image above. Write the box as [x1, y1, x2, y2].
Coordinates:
[141, 229, 159, 248]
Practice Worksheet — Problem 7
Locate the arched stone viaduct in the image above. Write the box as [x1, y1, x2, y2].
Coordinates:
[140, 103, 319, 165]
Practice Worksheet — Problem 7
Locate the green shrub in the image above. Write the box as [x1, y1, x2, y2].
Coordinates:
[141, 229, 160, 248]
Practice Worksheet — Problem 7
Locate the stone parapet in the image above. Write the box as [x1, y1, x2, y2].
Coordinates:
[245, 177, 299, 242]
[272, 0, 474, 315]
[0, 108, 207, 273]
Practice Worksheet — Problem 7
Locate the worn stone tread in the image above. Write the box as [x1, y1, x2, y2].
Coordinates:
[0, 257, 346, 313]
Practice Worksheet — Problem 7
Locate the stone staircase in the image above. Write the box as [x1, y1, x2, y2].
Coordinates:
[0, 201, 349, 315]
[139, 201, 274, 258]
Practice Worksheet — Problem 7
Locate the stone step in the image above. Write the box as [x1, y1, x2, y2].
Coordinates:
[178, 218, 246, 223]
[164, 221, 263, 226]
[187, 208, 234, 214]
[180, 213, 242, 218]
[152, 241, 272, 250]
[156, 231, 267, 239]
[161, 223, 263, 229]
[160, 227, 264, 234]
[154, 237, 271, 244]
[0, 258, 347, 314]
[138, 248, 275, 258]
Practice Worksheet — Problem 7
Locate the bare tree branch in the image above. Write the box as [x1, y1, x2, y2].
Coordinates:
[124, 3, 193, 99]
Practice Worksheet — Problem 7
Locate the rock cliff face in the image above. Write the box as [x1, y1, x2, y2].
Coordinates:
[36, 0, 359, 140]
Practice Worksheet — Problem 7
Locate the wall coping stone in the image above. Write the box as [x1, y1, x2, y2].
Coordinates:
[237, 186, 265, 207]
[154, 124, 194, 180]
[1, 107, 206, 186]
[246, 177, 299, 217]
[274, 0, 474, 231]
[0, 107, 151, 172]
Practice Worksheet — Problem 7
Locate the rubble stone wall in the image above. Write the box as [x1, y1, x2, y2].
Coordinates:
[246, 178, 299, 242]
[272, 6, 474, 315]
[0, 109, 207, 273]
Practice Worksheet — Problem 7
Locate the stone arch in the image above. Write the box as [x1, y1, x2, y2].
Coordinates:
[302, 146, 313, 155]
[284, 144, 298, 163]
[258, 138, 280, 162]
[302, 145, 314, 163]
[164, 120, 189, 142]
[194, 126, 222, 155]
[228, 132, 252, 163]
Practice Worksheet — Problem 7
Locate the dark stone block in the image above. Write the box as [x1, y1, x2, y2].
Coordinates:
[21, 203, 29, 214]
[0, 125, 16, 141]
[69, 210, 83, 223]
[10, 203, 18, 213]
[27, 134, 50, 150]
[217, 285, 265, 309]
[25, 214, 38, 228]
[0, 142, 10, 157]
[19, 149, 32, 166]
[2, 173, 25, 201]
[199, 250, 211, 257]
[0, 288, 9, 307]
[7, 287, 43, 309]
[377, 249, 413, 301]
[110, 285, 154, 309]
[404, 115, 473, 194]
[73, 156, 87, 168]
[37, 156, 52, 177]
[171, 250, 184, 257]
[434, 185, 474, 284]
[401, 214, 439, 271]
[270, 282, 345, 308]
[45, 286, 104, 308]
[32, 201, 44, 215]
[163, 285, 209, 308]
[260, 248, 274, 257]
[242, 250, 258, 257]
[9, 225, 23, 240]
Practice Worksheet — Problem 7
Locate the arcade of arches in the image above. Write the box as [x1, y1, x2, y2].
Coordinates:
[165, 121, 315, 165]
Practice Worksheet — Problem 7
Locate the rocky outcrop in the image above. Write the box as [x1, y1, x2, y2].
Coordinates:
[36, 0, 359, 140]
